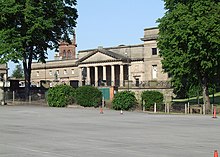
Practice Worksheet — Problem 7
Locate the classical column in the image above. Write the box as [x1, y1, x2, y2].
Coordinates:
[128, 65, 131, 81]
[103, 66, 106, 81]
[120, 65, 124, 87]
[86, 67, 90, 85]
[95, 66, 98, 86]
[79, 67, 82, 86]
[111, 65, 115, 86]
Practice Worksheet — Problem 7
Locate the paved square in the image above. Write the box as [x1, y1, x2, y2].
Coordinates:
[0, 105, 219, 157]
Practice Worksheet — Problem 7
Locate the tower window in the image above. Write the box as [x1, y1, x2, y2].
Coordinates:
[67, 50, 71, 58]
[63, 50, 66, 58]
[152, 48, 157, 55]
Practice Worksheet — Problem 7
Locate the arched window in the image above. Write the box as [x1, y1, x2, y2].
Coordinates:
[63, 50, 66, 58]
[67, 50, 71, 58]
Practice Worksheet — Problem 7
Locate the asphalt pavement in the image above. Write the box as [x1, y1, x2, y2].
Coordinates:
[0, 105, 219, 157]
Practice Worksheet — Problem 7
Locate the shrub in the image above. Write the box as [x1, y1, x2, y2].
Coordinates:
[112, 91, 137, 110]
[47, 85, 75, 107]
[75, 86, 102, 107]
[141, 91, 164, 110]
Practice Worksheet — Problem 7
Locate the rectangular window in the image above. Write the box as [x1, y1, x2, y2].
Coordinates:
[152, 65, 157, 79]
[152, 48, 157, 55]
[37, 71, 39, 76]
[49, 70, 52, 76]
[56, 70, 59, 75]
[64, 69, 67, 75]
[71, 69, 74, 74]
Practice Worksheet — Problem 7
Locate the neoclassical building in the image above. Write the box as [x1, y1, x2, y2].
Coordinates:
[31, 27, 172, 101]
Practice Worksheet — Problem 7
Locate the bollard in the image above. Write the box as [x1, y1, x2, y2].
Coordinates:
[187, 102, 190, 114]
[13, 91, 15, 104]
[213, 106, 217, 118]
[165, 104, 167, 113]
[214, 150, 218, 157]
[143, 100, 145, 112]
[154, 103, 157, 113]
[100, 107, 103, 114]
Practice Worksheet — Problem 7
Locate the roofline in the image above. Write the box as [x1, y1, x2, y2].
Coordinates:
[144, 27, 158, 31]
[78, 44, 144, 53]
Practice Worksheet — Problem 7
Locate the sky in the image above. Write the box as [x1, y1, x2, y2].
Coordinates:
[9, 0, 165, 75]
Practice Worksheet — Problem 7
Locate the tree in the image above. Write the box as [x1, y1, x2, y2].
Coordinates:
[157, 0, 220, 113]
[0, 0, 78, 100]
[11, 64, 24, 79]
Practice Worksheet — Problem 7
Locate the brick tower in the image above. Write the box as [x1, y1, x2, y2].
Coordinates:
[58, 32, 77, 60]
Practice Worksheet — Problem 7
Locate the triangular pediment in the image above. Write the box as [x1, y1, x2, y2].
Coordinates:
[77, 49, 126, 63]
[82, 52, 116, 63]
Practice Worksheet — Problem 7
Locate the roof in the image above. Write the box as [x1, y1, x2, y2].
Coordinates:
[77, 48, 128, 63]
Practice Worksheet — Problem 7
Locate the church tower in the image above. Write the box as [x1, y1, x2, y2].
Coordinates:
[58, 32, 77, 60]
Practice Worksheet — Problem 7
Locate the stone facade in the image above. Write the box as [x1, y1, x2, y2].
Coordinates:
[31, 27, 171, 96]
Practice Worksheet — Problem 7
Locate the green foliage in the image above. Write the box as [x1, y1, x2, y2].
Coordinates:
[0, 0, 78, 99]
[11, 64, 24, 78]
[157, 0, 220, 108]
[47, 85, 75, 107]
[75, 86, 102, 107]
[141, 91, 164, 110]
[112, 91, 137, 110]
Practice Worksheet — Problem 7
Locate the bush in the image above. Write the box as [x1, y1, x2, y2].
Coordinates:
[112, 91, 137, 110]
[47, 85, 75, 107]
[141, 91, 164, 110]
[75, 86, 102, 107]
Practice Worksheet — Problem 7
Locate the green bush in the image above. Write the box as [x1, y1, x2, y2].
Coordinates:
[112, 91, 137, 110]
[47, 85, 75, 107]
[75, 86, 102, 107]
[141, 91, 164, 110]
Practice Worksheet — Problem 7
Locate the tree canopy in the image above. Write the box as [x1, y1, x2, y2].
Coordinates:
[157, 0, 220, 112]
[11, 63, 24, 79]
[0, 0, 78, 98]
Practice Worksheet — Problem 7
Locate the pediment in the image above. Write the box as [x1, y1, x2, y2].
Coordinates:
[82, 52, 116, 63]
[77, 49, 127, 64]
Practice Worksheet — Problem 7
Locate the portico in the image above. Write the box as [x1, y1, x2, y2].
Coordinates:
[78, 63, 129, 87]
[77, 48, 131, 87]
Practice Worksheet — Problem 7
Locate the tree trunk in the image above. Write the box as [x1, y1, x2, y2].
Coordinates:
[23, 49, 33, 101]
[201, 76, 210, 113]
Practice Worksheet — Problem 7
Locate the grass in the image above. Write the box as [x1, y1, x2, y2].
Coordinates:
[172, 92, 220, 104]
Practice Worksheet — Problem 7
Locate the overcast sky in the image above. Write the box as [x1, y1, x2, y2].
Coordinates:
[9, 0, 165, 75]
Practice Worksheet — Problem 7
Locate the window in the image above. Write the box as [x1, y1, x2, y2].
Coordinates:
[152, 48, 157, 55]
[56, 70, 59, 75]
[64, 69, 67, 75]
[135, 78, 139, 87]
[63, 50, 66, 58]
[71, 69, 74, 74]
[67, 50, 71, 58]
[37, 71, 39, 76]
[49, 70, 52, 76]
[152, 65, 157, 79]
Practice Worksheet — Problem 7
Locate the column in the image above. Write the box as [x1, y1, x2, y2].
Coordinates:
[120, 65, 124, 87]
[95, 66, 98, 86]
[103, 66, 106, 81]
[79, 67, 82, 86]
[103, 66, 106, 86]
[111, 65, 115, 86]
[128, 65, 131, 81]
[86, 67, 90, 85]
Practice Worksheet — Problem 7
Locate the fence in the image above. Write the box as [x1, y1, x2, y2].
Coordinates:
[4, 87, 47, 105]
[141, 101, 219, 115]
